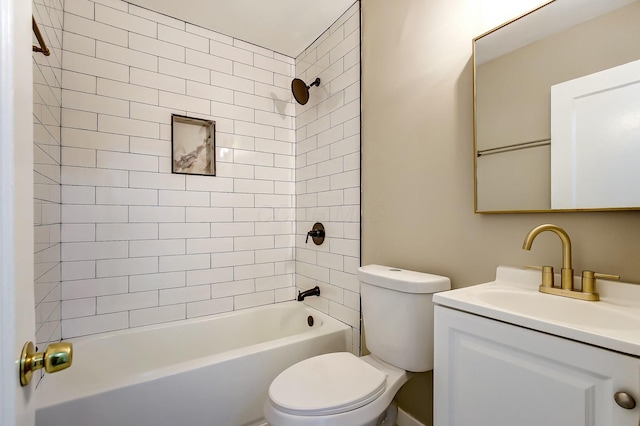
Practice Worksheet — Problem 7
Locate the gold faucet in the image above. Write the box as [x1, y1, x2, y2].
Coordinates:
[522, 224, 574, 291]
[522, 224, 615, 301]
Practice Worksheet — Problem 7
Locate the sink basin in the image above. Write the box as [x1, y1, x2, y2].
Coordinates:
[470, 287, 640, 331]
[433, 266, 640, 356]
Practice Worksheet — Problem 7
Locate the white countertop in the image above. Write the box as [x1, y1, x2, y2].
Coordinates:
[433, 266, 640, 357]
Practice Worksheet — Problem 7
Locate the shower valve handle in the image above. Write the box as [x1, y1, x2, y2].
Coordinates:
[306, 229, 324, 243]
[305, 223, 325, 245]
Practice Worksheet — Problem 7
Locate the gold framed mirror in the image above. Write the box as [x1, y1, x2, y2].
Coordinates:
[473, 0, 640, 213]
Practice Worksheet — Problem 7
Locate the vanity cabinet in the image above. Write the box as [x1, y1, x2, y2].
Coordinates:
[434, 306, 640, 426]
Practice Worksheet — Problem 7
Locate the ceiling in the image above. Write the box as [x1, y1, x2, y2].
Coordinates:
[126, 0, 356, 58]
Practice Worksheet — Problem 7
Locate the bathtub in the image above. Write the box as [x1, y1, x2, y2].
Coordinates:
[35, 302, 351, 426]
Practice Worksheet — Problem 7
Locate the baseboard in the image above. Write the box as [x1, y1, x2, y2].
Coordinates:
[397, 408, 425, 426]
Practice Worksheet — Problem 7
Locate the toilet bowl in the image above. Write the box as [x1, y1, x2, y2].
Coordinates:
[264, 353, 408, 426]
[264, 265, 451, 426]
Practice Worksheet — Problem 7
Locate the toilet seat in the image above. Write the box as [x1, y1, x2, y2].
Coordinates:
[268, 352, 387, 416]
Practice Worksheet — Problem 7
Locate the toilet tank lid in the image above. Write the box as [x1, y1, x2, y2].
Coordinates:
[358, 264, 451, 294]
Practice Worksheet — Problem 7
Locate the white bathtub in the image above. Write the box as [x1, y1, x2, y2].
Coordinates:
[35, 302, 351, 426]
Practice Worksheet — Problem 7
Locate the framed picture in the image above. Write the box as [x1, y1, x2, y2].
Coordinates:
[171, 114, 216, 176]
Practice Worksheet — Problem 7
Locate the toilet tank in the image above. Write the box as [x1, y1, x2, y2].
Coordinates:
[358, 265, 451, 372]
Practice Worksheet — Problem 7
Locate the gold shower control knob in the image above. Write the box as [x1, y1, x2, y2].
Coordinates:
[20, 341, 73, 386]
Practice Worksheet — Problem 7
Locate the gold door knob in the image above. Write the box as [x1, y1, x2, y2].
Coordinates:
[20, 341, 73, 386]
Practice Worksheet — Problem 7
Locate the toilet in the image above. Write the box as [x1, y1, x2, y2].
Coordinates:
[263, 264, 451, 426]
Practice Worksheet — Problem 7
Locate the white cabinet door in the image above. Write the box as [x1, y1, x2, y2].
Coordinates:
[434, 306, 640, 426]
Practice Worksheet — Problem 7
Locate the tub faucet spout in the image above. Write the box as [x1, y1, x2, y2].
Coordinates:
[297, 286, 320, 301]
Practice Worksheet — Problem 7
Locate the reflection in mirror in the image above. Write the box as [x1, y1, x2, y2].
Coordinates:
[474, 0, 640, 212]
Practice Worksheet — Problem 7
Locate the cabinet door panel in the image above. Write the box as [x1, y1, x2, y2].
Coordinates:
[434, 306, 640, 426]
[451, 330, 599, 425]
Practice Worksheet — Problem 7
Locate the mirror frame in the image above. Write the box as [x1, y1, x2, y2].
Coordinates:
[472, 0, 640, 214]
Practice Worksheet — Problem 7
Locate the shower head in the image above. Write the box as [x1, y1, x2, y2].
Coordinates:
[291, 77, 321, 105]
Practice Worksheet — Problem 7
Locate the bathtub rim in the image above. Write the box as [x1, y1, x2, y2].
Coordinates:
[36, 302, 351, 410]
[66, 300, 328, 344]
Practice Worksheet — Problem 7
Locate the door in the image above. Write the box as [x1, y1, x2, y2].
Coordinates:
[551, 59, 640, 209]
[1, 0, 36, 425]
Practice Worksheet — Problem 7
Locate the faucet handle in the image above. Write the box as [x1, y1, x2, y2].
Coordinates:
[591, 271, 620, 281]
[525, 265, 554, 287]
[305, 223, 325, 245]
[524, 265, 543, 270]
[581, 270, 619, 296]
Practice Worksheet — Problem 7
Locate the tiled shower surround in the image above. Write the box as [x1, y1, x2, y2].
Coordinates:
[294, 3, 361, 354]
[34, 0, 63, 351]
[56, 0, 360, 348]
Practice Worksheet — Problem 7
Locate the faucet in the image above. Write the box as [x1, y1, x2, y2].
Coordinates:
[522, 224, 619, 301]
[522, 223, 574, 291]
[297, 286, 320, 301]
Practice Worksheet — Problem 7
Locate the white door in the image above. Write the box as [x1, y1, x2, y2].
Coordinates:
[551, 59, 640, 209]
[1, 0, 36, 425]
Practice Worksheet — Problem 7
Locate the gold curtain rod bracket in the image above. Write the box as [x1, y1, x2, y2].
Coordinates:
[32, 16, 51, 56]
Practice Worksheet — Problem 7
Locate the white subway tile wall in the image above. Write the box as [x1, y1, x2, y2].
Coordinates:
[60, 0, 299, 338]
[34, 0, 64, 362]
[294, 3, 361, 355]
[57, 0, 361, 344]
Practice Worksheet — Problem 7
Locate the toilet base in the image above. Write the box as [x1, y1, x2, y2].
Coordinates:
[376, 400, 398, 426]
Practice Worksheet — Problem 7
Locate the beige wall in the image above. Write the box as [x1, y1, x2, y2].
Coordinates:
[361, 0, 640, 423]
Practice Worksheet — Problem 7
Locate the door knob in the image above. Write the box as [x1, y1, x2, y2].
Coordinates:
[614, 391, 636, 409]
[20, 341, 73, 386]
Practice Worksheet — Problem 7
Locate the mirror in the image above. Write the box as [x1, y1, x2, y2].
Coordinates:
[474, 0, 640, 212]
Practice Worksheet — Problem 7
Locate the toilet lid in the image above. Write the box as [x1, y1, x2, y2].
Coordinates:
[268, 352, 387, 416]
